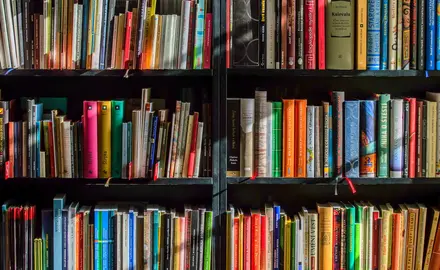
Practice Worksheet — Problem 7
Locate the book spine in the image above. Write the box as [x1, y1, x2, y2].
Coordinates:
[333, 208, 341, 270]
[203, 212, 213, 270]
[283, 100, 295, 177]
[408, 98, 417, 177]
[360, 100, 376, 177]
[403, 100, 410, 178]
[389, 0, 398, 69]
[260, 0, 266, 68]
[323, 103, 330, 177]
[266, 0, 276, 68]
[318, 206, 333, 270]
[427, 0, 436, 69]
[62, 209, 68, 270]
[188, 114, 200, 178]
[53, 197, 65, 270]
[340, 209, 346, 270]
[94, 210, 102, 270]
[287, 0, 295, 69]
[390, 99, 404, 178]
[296, 100, 307, 177]
[255, 91, 268, 177]
[251, 214, 261, 270]
[397, 0, 403, 69]
[378, 94, 391, 177]
[267, 102, 273, 176]
[261, 215, 267, 269]
[227, 100, 240, 177]
[240, 99, 255, 177]
[416, 101, 423, 177]
[410, 0, 417, 69]
[357, 0, 367, 69]
[111, 101, 124, 178]
[344, 101, 360, 178]
[367, 0, 381, 70]
[422, 102, 427, 176]
[193, 0, 205, 69]
[381, 0, 389, 69]
[403, 0, 411, 69]
[203, 13, 212, 69]
[417, 0, 425, 69]
[281, 0, 287, 69]
[296, 0, 304, 69]
[98, 101, 111, 178]
[275, 0, 281, 69]
[273, 206, 281, 270]
[149, 116, 159, 178]
[315, 106, 322, 177]
[304, 0, 316, 69]
[332, 92, 345, 178]
[329, 106, 333, 177]
[306, 106, 315, 177]
[424, 210, 439, 269]
[83, 101, 98, 178]
[273, 102, 282, 177]
[429, 102, 437, 177]
[438, 0, 440, 70]
[101, 210, 109, 270]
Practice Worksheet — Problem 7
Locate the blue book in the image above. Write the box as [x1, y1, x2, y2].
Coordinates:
[380, 0, 389, 69]
[360, 101, 377, 177]
[99, 0, 109, 69]
[367, 0, 381, 70]
[62, 208, 68, 270]
[129, 208, 134, 270]
[344, 101, 360, 178]
[329, 105, 333, 177]
[53, 194, 65, 270]
[32, 103, 43, 177]
[36, 121, 40, 177]
[42, 209, 53, 270]
[427, 0, 436, 70]
[437, 0, 440, 69]
[108, 208, 116, 270]
[193, 0, 205, 69]
[95, 207, 102, 270]
[81, 0, 89, 69]
[148, 116, 159, 177]
[153, 210, 160, 270]
[101, 209, 109, 270]
[273, 205, 281, 270]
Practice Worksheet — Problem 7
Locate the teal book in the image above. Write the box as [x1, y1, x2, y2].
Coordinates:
[273, 102, 282, 177]
[377, 94, 391, 177]
[345, 203, 355, 270]
[193, 0, 206, 69]
[53, 194, 65, 270]
[111, 101, 124, 177]
[94, 207, 102, 270]
[153, 210, 160, 270]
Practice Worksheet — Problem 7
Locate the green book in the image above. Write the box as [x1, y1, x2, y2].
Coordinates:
[111, 100, 125, 178]
[203, 211, 213, 270]
[273, 102, 282, 177]
[377, 94, 391, 177]
[354, 204, 365, 270]
[345, 203, 356, 270]
[354, 223, 361, 270]
[291, 216, 297, 270]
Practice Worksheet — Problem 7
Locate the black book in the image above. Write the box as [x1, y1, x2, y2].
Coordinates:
[227, 99, 240, 177]
[403, 100, 410, 177]
[197, 209, 206, 270]
[260, 0, 266, 68]
[164, 213, 172, 270]
[417, 0, 425, 70]
[190, 210, 199, 270]
[275, 0, 281, 68]
[62, 208, 68, 270]
[23, 0, 32, 68]
[422, 101, 428, 176]
[296, 0, 304, 69]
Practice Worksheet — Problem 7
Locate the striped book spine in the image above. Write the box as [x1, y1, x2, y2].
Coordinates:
[367, 0, 381, 70]
[344, 101, 360, 178]
[255, 91, 267, 177]
[427, 0, 436, 70]
[323, 102, 330, 177]
[332, 91, 345, 178]
[437, 0, 440, 69]
[360, 100, 376, 177]
[390, 99, 404, 178]
[306, 106, 315, 178]
[381, 0, 389, 69]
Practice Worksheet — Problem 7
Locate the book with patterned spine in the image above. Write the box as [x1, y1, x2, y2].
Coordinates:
[390, 99, 404, 178]
[360, 100, 376, 177]
[314, 106, 323, 177]
[306, 106, 315, 178]
[283, 100, 295, 177]
[397, 0, 403, 69]
[332, 92, 344, 178]
[240, 99, 255, 177]
[389, 0, 398, 69]
[255, 90, 267, 177]
[357, 0, 367, 69]
[402, 0, 411, 69]
[367, 0, 381, 70]
[381, 0, 389, 69]
[377, 94, 390, 177]
[344, 101, 360, 178]
[323, 102, 330, 177]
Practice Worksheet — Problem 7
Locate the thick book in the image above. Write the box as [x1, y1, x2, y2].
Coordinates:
[427, 101, 437, 177]
[415, 204, 426, 270]
[98, 101, 111, 178]
[425, 207, 440, 269]
[283, 100, 295, 177]
[344, 101, 360, 178]
[326, 0, 354, 69]
[295, 100, 307, 177]
[317, 204, 333, 270]
[240, 99, 255, 177]
[332, 91, 344, 178]
[378, 94, 391, 177]
[426, 92, 440, 177]
[360, 100, 376, 177]
[357, 0, 367, 69]
[255, 91, 267, 177]
[227, 99, 240, 177]
[304, 0, 316, 69]
[402, 0, 411, 69]
[367, 0, 381, 70]
[53, 194, 65, 270]
[83, 101, 98, 178]
[390, 99, 404, 178]
[111, 100, 124, 178]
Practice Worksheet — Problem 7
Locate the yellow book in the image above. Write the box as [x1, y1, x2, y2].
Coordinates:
[357, 0, 367, 70]
[423, 207, 440, 270]
[55, 115, 65, 178]
[379, 204, 392, 270]
[174, 217, 180, 270]
[98, 101, 112, 178]
[415, 204, 427, 270]
[317, 204, 333, 270]
[285, 218, 291, 270]
[154, 15, 163, 69]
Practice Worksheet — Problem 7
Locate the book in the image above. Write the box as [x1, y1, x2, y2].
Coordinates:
[240, 99, 255, 177]
[255, 91, 267, 177]
[427, 0, 436, 70]
[367, 0, 381, 70]
[227, 99, 240, 177]
[306, 106, 315, 177]
[283, 100, 295, 177]
[390, 99, 404, 178]
[98, 101, 111, 178]
[360, 100, 376, 177]
[332, 91, 344, 178]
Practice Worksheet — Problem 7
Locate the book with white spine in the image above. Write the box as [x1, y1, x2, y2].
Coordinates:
[0, 0, 11, 68]
[266, 102, 273, 177]
[178, 1, 190, 69]
[390, 99, 404, 177]
[314, 106, 323, 177]
[62, 121, 72, 178]
[266, 0, 275, 68]
[388, 0, 398, 70]
[0, 30, 6, 68]
[4, 0, 18, 67]
[15, 0, 24, 67]
[76, 5, 83, 68]
[240, 98, 255, 177]
[255, 90, 267, 177]
[92, 0, 103, 69]
[72, 2, 78, 68]
[173, 15, 180, 68]
[193, 122, 204, 178]
[306, 106, 315, 177]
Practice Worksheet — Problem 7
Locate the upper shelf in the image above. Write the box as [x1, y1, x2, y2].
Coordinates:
[227, 177, 440, 185]
[0, 69, 213, 77]
[227, 69, 440, 78]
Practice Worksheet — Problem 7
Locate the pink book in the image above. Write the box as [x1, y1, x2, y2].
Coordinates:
[187, 112, 199, 177]
[317, 0, 325, 69]
[83, 101, 98, 178]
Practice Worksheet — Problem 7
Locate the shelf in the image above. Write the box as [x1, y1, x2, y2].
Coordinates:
[227, 177, 440, 185]
[1, 177, 213, 186]
[227, 69, 425, 78]
[0, 69, 213, 77]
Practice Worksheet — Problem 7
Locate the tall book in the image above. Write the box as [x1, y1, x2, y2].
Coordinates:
[325, 0, 355, 69]
[317, 0, 325, 69]
[273, 102, 282, 177]
[240, 99, 255, 177]
[367, 0, 381, 70]
[360, 100, 376, 177]
[425, 207, 439, 269]
[357, 0, 367, 69]
[427, 101, 437, 177]
[98, 101, 111, 178]
[410, 0, 418, 69]
[417, 0, 425, 69]
[407, 98, 417, 178]
[377, 94, 391, 177]
[381, 0, 389, 69]
[283, 100, 295, 177]
[426, 0, 435, 70]
[266, 0, 276, 68]
[295, 100, 307, 177]
[426, 92, 440, 177]
[255, 91, 267, 177]
[332, 91, 344, 178]
[267, 102, 273, 176]
[322, 102, 331, 177]
[227, 99, 240, 177]
[379, 205, 393, 270]
[296, 0, 304, 69]
[390, 99, 404, 178]
[415, 204, 426, 270]
[53, 194, 65, 270]
[83, 101, 98, 178]
[314, 106, 323, 177]
[317, 204, 333, 270]
[344, 101, 360, 178]
[304, 0, 316, 69]
[111, 100, 124, 178]
[306, 106, 315, 177]
[402, 0, 410, 69]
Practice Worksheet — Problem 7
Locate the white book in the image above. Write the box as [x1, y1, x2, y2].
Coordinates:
[150, 15, 160, 69]
[116, 212, 122, 270]
[298, 212, 305, 270]
[173, 15, 180, 68]
[4, 0, 18, 67]
[122, 211, 129, 270]
[388, 0, 398, 70]
[163, 15, 173, 69]
[62, 121, 72, 178]
[0, 30, 6, 68]
[159, 15, 168, 69]
[15, 0, 24, 67]
[10, 0, 19, 66]
[0, 0, 11, 67]
[266, 0, 276, 68]
[67, 204, 78, 270]
[92, 0, 103, 69]
[72, 3, 78, 68]
[265, 205, 274, 270]
[390, 99, 403, 178]
[396, 0, 402, 70]
[314, 106, 323, 177]
[40, 152, 46, 178]
[306, 106, 315, 178]
[193, 122, 204, 178]
[255, 91, 267, 177]
[266, 102, 273, 177]
[178, 1, 190, 69]
[309, 212, 318, 270]
[76, 5, 83, 67]
[166, 113, 176, 177]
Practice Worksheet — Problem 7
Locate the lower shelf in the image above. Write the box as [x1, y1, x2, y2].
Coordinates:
[227, 177, 440, 185]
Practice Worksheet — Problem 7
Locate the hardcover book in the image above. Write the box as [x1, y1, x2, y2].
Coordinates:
[227, 99, 240, 177]
[390, 99, 404, 178]
[360, 100, 376, 177]
[240, 99, 255, 177]
[344, 101, 360, 178]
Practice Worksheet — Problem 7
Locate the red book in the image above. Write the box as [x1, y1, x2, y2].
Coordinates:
[317, 0, 325, 69]
[244, 215, 251, 270]
[333, 207, 341, 270]
[287, 0, 296, 69]
[407, 98, 417, 177]
[185, 211, 192, 270]
[304, 0, 316, 69]
[48, 121, 55, 177]
[281, 0, 288, 69]
[203, 13, 212, 69]
[188, 112, 199, 177]
[226, 0, 230, 68]
[124, 12, 133, 69]
[260, 215, 267, 269]
[372, 210, 379, 269]
[83, 101, 98, 178]
[251, 212, 261, 270]
[416, 101, 423, 177]
[233, 217, 239, 270]
[5, 160, 10, 179]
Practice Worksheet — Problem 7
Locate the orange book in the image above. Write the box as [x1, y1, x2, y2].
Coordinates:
[391, 212, 402, 270]
[429, 216, 440, 270]
[283, 100, 295, 177]
[295, 99, 307, 177]
[251, 211, 261, 270]
[76, 212, 83, 270]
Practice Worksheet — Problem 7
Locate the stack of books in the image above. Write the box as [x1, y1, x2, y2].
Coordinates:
[1, 88, 212, 179]
[226, 203, 440, 270]
[227, 90, 440, 178]
[1, 194, 213, 269]
[0, 0, 212, 69]
[227, 0, 433, 70]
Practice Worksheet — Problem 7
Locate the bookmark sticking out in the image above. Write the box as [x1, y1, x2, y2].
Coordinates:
[105, 177, 112, 188]
[5, 161, 10, 179]
[334, 176, 339, 196]
[345, 177, 357, 194]
[154, 163, 159, 181]
[250, 171, 257, 180]
[123, 69, 130, 79]
[128, 162, 133, 180]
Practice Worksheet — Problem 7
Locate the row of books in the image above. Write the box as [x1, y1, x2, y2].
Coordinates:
[1, 194, 213, 270]
[0, 88, 212, 179]
[0, 0, 212, 70]
[226, 0, 436, 70]
[227, 90, 440, 178]
[226, 203, 440, 270]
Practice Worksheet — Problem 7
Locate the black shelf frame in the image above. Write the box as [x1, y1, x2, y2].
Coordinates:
[227, 177, 440, 185]
[0, 69, 213, 77]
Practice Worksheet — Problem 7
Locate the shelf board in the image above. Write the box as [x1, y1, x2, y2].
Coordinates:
[2, 177, 213, 186]
[0, 69, 213, 77]
[227, 177, 440, 185]
[227, 69, 424, 78]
